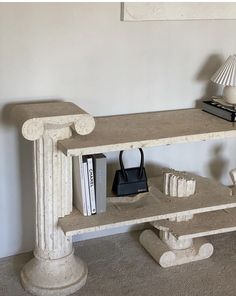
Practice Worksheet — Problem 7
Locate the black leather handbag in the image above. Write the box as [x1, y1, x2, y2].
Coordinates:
[112, 148, 148, 196]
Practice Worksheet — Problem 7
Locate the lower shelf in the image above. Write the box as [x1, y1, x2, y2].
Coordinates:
[58, 174, 236, 237]
[153, 208, 236, 240]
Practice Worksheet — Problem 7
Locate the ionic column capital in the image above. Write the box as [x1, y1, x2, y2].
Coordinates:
[11, 101, 95, 141]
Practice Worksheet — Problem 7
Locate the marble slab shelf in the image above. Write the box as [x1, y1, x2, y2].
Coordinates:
[58, 109, 236, 156]
[15, 102, 236, 294]
[58, 175, 235, 237]
[153, 208, 236, 240]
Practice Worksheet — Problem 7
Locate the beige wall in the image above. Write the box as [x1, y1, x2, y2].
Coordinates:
[1, 3, 236, 258]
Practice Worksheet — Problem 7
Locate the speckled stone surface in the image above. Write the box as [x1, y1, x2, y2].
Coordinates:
[1, 231, 236, 296]
[11, 102, 95, 295]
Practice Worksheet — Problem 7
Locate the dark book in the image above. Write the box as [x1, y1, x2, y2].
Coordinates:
[93, 154, 107, 214]
[202, 100, 236, 122]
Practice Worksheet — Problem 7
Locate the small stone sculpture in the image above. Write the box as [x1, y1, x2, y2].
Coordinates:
[163, 169, 196, 197]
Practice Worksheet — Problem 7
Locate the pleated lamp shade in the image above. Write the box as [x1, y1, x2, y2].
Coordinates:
[211, 55, 236, 104]
[211, 55, 236, 86]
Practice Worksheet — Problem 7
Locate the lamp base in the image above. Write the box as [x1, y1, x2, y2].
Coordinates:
[223, 86, 236, 105]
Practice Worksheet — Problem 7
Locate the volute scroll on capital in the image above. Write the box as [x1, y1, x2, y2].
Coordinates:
[11, 101, 96, 141]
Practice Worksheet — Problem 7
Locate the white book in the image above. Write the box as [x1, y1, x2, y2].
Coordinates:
[83, 158, 92, 216]
[87, 156, 96, 214]
[73, 156, 87, 216]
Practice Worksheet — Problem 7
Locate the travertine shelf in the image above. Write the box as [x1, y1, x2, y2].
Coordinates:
[13, 102, 236, 294]
[58, 109, 236, 156]
[58, 175, 235, 236]
[153, 208, 236, 240]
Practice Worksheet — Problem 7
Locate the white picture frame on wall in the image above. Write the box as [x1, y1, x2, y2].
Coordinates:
[121, 3, 236, 21]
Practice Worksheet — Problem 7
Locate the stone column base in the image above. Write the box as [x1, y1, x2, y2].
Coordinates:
[20, 251, 88, 296]
[140, 230, 214, 268]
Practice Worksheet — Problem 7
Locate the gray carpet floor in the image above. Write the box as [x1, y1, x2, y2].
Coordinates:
[1, 231, 236, 296]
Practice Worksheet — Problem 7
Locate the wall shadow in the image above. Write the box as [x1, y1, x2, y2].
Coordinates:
[195, 54, 224, 108]
[106, 156, 119, 195]
[207, 144, 229, 182]
[146, 146, 229, 184]
[193, 54, 230, 184]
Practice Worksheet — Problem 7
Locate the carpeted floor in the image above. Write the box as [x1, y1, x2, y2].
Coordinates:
[1, 231, 236, 296]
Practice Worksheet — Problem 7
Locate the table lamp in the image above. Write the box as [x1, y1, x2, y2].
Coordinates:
[211, 55, 236, 105]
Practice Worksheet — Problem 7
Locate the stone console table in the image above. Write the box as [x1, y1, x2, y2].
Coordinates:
[12, 101, 236, 295]
[11, 102, 95, 296]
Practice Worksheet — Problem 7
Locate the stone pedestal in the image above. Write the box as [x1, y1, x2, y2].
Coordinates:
[11, 102, 95, 296]
[140, 170, 213, 268]
[140, 229, 214, 268]
[21, 252, 87, 296]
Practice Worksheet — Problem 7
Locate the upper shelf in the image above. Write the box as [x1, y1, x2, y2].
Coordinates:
[58, 109, 236, 156]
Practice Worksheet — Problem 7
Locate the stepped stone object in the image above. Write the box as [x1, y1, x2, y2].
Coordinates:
[162, 169, 196, 222]
[11, 102, 95, 296]
[163, 169, 196, 197]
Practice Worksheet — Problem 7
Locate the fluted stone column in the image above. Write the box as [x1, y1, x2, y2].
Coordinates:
[11, 102, 95, 296]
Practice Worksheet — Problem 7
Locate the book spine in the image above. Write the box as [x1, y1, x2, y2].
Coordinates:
[73, 156, 87, 216]
[83, 158, 92, 216]
[203, 102, 233, 121]
[87, 157, 96, 214]
[94, 154, 107, 214]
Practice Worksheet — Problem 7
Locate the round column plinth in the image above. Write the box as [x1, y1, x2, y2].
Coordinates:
[21, 252, 87, 296]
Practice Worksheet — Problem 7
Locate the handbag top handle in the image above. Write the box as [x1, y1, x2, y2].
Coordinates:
[119, 148, 144, 181]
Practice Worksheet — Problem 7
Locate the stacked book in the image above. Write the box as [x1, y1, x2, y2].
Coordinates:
[202, 97, 236, 122]
[73, 154, 107, 216]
